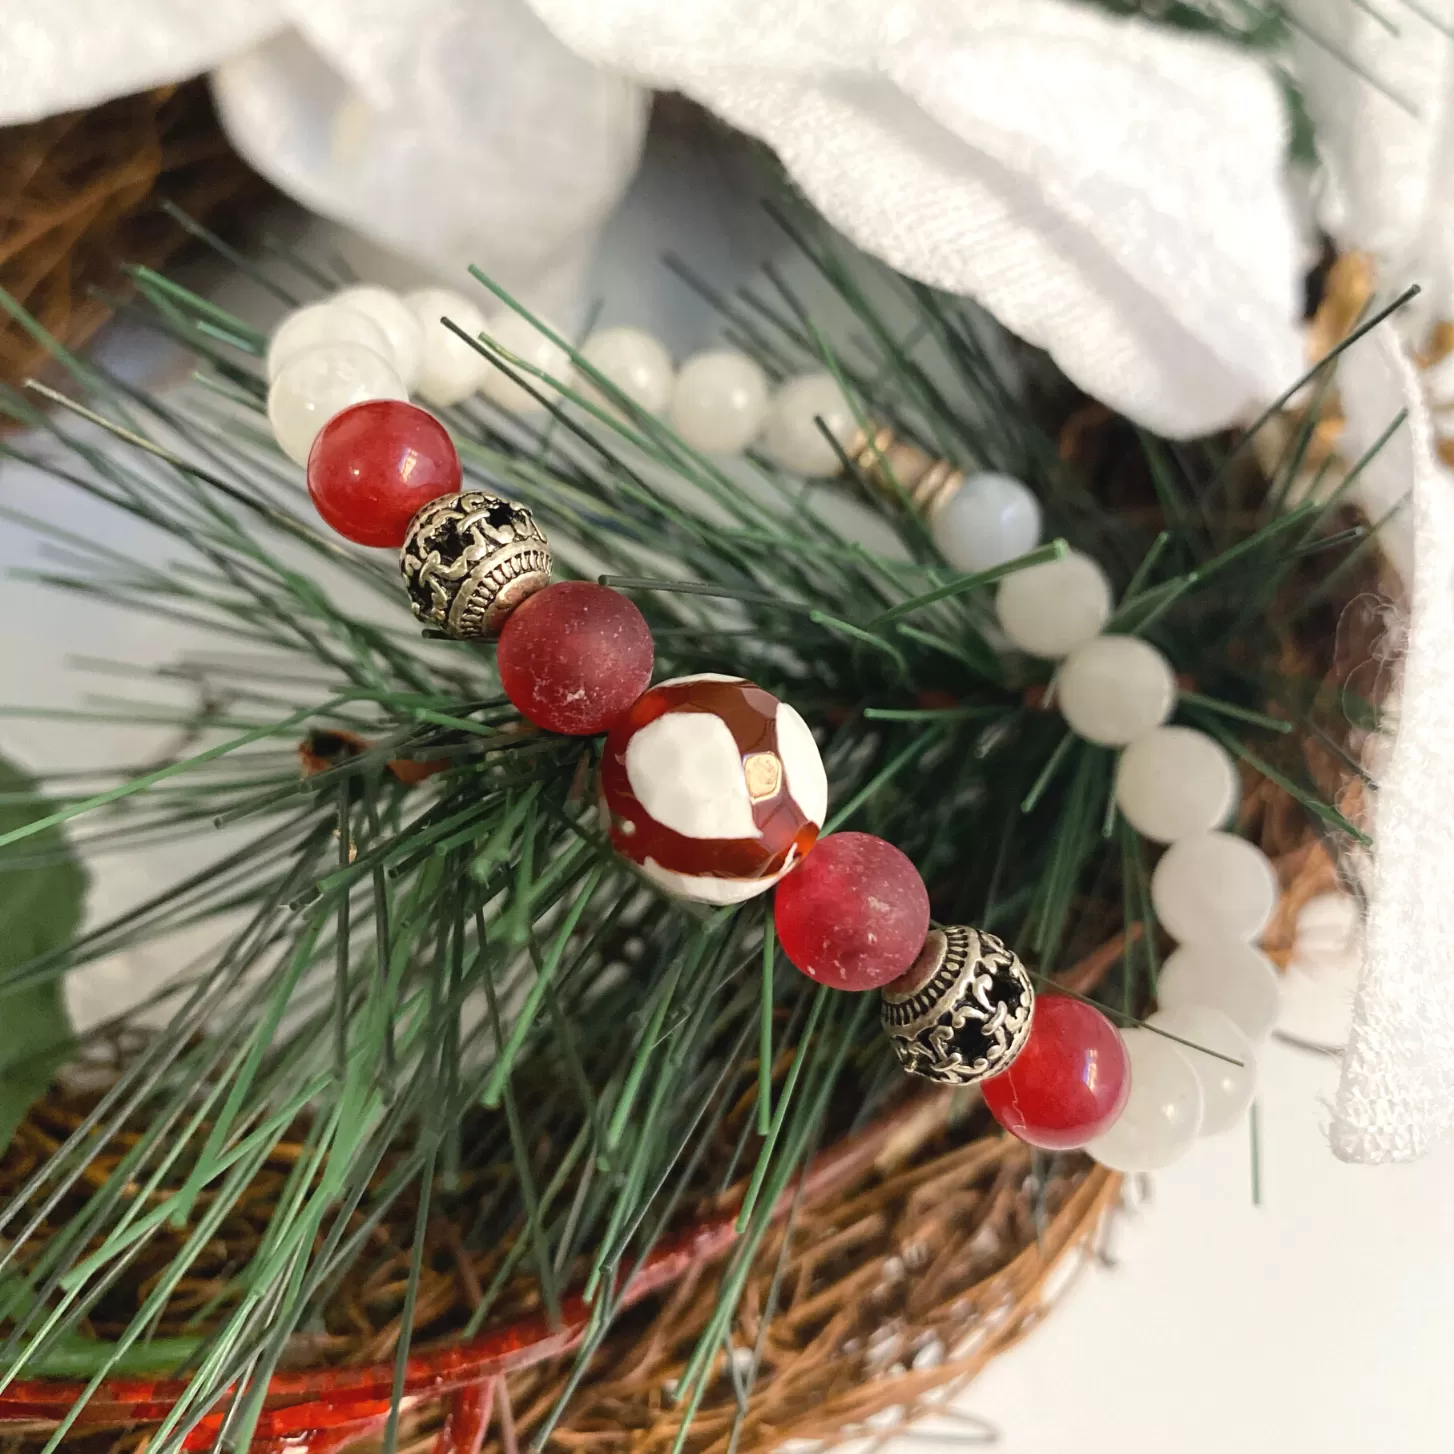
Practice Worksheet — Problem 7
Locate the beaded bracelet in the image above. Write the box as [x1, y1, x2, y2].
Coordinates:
[265, 288, 1281, 1174]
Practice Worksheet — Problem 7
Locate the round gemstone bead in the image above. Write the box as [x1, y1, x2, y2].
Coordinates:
[601, 675, 828, 904]
[406, 288, 491, 407]
[580, 326, 675, 414]
[1114, 726, 1238, 843]
[498, 582, 652, 735]
[1156, 938, 1282, 1041]
[668, 350, 770, 454]
[478, 313, 574, 414]
[774, 832, 930, 991]
[267, 343, 407, 467]
[930, 472, 1043, 574]
[266, 301, 392, 382]
[760, 371, 856, 476]
[1146, 1005, 1257, 1135]
[333, 285, 425, 390]
[1083, 1027, 1204, 1172]
[1151, 831, 1278, 943]
[994, 549, 1112, 658]
[1056, 635, 1176, 747]
[306, 400, 462, 548]
[980, 994, 1130, 1150]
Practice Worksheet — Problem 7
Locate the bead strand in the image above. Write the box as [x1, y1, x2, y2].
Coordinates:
[264, 286, 577, 465]
[991, 543, 1285, 1170]
[582, 334, 1048, 573]
[276, 299, 1280, 1168]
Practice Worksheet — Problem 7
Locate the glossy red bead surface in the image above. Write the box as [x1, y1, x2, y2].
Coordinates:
[980, 994, 1131, 1150]
[306, 400, 461, 547]
[774, 832, 930, 991]
[498, 582, 654, 736]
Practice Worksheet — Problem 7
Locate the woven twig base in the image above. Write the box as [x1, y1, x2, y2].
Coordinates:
[0, 80, 266, 390]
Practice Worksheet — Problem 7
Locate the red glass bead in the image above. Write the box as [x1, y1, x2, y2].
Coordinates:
[600, 675, 827, 904]
[773, 832, 929, 991]
[307, 400, 461, 548]
[980, 994, 1131, 1150]
[498, 582, 654, 737]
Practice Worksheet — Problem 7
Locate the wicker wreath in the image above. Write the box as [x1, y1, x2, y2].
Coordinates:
[0, 81, 265, 394]
[0, 528, 1375, 1454]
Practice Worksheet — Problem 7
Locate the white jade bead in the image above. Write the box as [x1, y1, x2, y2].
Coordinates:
[333, 285, 424, 390]
[668, 350, 770, 454]
[1085, 1028, 1203, 1172]
[994, 549, 1112, 658]
[1151, 831, 1277, 943]
[267, 343, 406, 467]
[760, 371, 856, 475]
[1146, 1005, 1257, 1135]
[405, 288, 490, 408]
[931, 472, 1042, 573]
[266, 302, 391, 383]
[1156, 939, 1282, 1041]
[478, 313, 574, 414]
[1056, 635, 1176, 747]
[580, 326, 675, 414]
[1114, 726, 1238, 843]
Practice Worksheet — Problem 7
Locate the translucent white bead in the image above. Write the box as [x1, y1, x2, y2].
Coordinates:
[1146, 1005, 1257, 1135]
[478, 313, 574, 414]
[266, 343, 406, 467]
[994, 549, 1112, 658]
[1084, 1028, 1203, 1172]
[931, 472, 1043, 574]
[1151, 831, 1277, 943]
[1056, 635, 1176, 747]
[333, 285, 424, 390]
[405, 288, 491, 408]
[668, 349, 770, 454]
[266, 302, 391, 383]
[1114, 726, 1238, 843]
[1156, 938, 1282, 1041]
[580, 326, 675, 415]
[760, 371, 856, 475]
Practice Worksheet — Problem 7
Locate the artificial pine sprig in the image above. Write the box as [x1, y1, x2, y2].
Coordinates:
[0, 216, 1376, 1452]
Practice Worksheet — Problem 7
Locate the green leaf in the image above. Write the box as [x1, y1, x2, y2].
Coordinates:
[0, 752, 87, 1150]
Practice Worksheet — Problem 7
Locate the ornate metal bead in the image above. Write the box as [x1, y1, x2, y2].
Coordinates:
[846, 424, 964, 517]
[400, 491, 551, 639]
[880, 925, 1034, 1087]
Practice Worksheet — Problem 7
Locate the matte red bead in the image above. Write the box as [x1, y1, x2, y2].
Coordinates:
[773, 832, 930, 991]
[980, 994, 1131, 1150]
[307, 400, 462, 548]
[497, 582, 654, 735]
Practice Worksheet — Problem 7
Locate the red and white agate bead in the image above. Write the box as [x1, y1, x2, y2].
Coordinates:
[599, 675, 828, 904]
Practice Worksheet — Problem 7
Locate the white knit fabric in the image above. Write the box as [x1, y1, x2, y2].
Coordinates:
[1283, 0, 1454, 1160]
[0, 0, 1308, 436]
[1329, 332, 1454, 1161]
[526, 0, 1305, 440]
[0, 0, 647, 313]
